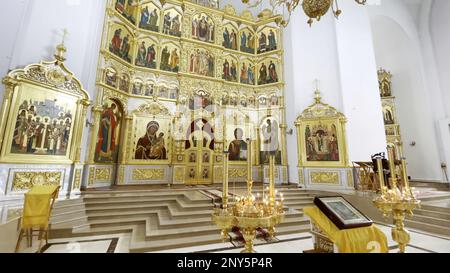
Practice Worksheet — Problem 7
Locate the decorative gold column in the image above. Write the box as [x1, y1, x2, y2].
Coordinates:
[119, 115, 133, 164]
[0, 78, 16, 153]
[72, 99, 91, 163]
[223, 151, 229, 210]
[387, 146, 397, 189]
[279, 96, 288, 167]
[247, 139, 253, 194]
[269, 153, 275, 209]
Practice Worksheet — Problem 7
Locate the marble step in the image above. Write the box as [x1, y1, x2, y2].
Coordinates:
[405, 219, 450, 237]
[409, 214, 450, 228]
[142, 215, 310, 241]
[414, 209, 450, 221]
[130, 223, 311, 253]
[420, 204, 450, 214]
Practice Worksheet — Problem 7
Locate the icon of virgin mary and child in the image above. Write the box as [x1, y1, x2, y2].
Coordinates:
[135, 121, 167, 160]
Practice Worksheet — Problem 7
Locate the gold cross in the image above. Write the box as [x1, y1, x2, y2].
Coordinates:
[61, 28, 69, 45]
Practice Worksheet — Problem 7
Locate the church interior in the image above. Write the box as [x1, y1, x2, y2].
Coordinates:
[0, 0, 450, 254]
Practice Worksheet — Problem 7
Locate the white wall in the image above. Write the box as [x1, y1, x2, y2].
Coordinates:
[430, 0, 450, 116]
[335, 1, 387, 162]
[369, 0, 444, 181]
[284, 11, 345, 183]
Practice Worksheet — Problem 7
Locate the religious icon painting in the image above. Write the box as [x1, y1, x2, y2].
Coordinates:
[382, 105, 395, 125]
[270, 95, 279, 106]
[115, 0, 138, 25]
[139, 2, 160, 32]
[104, 67, 118, 88]
[248, 96, 256, 108]
[257, 27, 278, 54]
[227, 128, 248, 162]
[202, 168, 209, 179]
[9, 85, 78, 158]
[132, 117, 170, 161]
[95, 99, 123, 163]
[118, 73, 130, 93]
[132, 79, 144, 95]
[222, 56, 238, 82]
[239, 28, 256, 54]
[144, 81, 155, 97]
[135, 38, 157, 69]
[259, 117, 282, 164]
[240, 96, 248, 108]
[192, 13, 215, 43]
[162, 8, 182, 37]
[304, 123, 340, 162]
[109, 24, 133, 63]
[160, 43, 180, 73]
[295, 93, 348, 168]
[189, 48, 215, 78]
[169, 87, 179, 100]
[158, 86, 169, 98]
[240, 61, 256, 85]
[189, 152, 196, 163]
[258, 60, 279, 85]
[222, 24, 238, 51]
[221, 94, 229, 106]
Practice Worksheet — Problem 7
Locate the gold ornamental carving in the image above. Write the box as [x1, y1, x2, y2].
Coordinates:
[174, 167, 185, 182]
[132, 168, 165, 181]
[73, 169, 82, 190]
[12, 171, 62, 192]
[310, 171, 339, 185]
[229, 168, 248, 179]
[347, 169, 354, 188]
[88, 167, 95, 185]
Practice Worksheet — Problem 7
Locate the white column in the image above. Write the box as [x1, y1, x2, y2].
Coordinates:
[335, 2, 387, 162]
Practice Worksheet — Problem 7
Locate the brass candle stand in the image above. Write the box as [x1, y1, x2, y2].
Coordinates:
[212, 142, 285, 253]
[372, 147, 420, 253]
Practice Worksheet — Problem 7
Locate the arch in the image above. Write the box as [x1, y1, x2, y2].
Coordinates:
[135, 37, 158, 69]
[239, 26, 256, 54]
[221, 54, 238, 82]
[108, 23, 135, 63]
[370, 14, 443, 180]
[162, 7, 182, 37]
[222, 22, 239, 50]
[94, 97, 125, 164]
[256, 25, 278, 54]
[257, 58, 279, 85]
[160, 42, 180, 72]
[192, 13, 215, 43]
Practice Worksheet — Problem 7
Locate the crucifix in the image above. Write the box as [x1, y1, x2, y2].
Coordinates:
[61, 28, 69, 45]
[314, 79, 320, 91]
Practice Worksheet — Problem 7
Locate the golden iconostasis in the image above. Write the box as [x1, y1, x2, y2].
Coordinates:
[87, 0, 288, 187]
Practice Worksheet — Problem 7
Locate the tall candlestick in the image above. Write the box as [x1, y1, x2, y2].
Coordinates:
[247, 139, 253, 195]
[387, 147, 397, 190]
[401, 158, 410, 192]
[223, 151, 229, 210]
[376, 158, 386, 195]
[269, 153, 275, 209]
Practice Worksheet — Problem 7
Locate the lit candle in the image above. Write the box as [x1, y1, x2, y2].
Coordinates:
[387, 146, 397, 190]
[401, 158, 409, 189]
[376, 158, 386, 195]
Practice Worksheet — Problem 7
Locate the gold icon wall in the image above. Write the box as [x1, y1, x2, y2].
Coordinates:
[88, 0, 288, 187]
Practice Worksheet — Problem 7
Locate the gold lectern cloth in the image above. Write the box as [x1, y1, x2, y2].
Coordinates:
[304, 206, 388, 253]
[22, 185, 59, 228]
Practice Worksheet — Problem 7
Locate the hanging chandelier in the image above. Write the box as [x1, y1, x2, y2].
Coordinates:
[242, 0, 367, 27]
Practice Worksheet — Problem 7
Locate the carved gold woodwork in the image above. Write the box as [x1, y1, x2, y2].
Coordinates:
[88, 167, 95, 185]
[12, 171, 62, 192]
[229, 168, 248, 179]
[0, 44, 91, 165]
[295, 90, 349, 168]
[95, 168, 112, 181]
[347, 169, 354, 188]
[309, 171, 339, 185]
[132, 168, 165, 181]
[72, 169, 82, 190]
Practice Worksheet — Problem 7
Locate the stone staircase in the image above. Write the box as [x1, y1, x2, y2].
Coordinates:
[48, 188, 316, 253]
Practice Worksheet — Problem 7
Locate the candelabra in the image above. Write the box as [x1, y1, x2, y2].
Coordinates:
[212, 141, 285, 253]
[372, 146, 420, 253]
